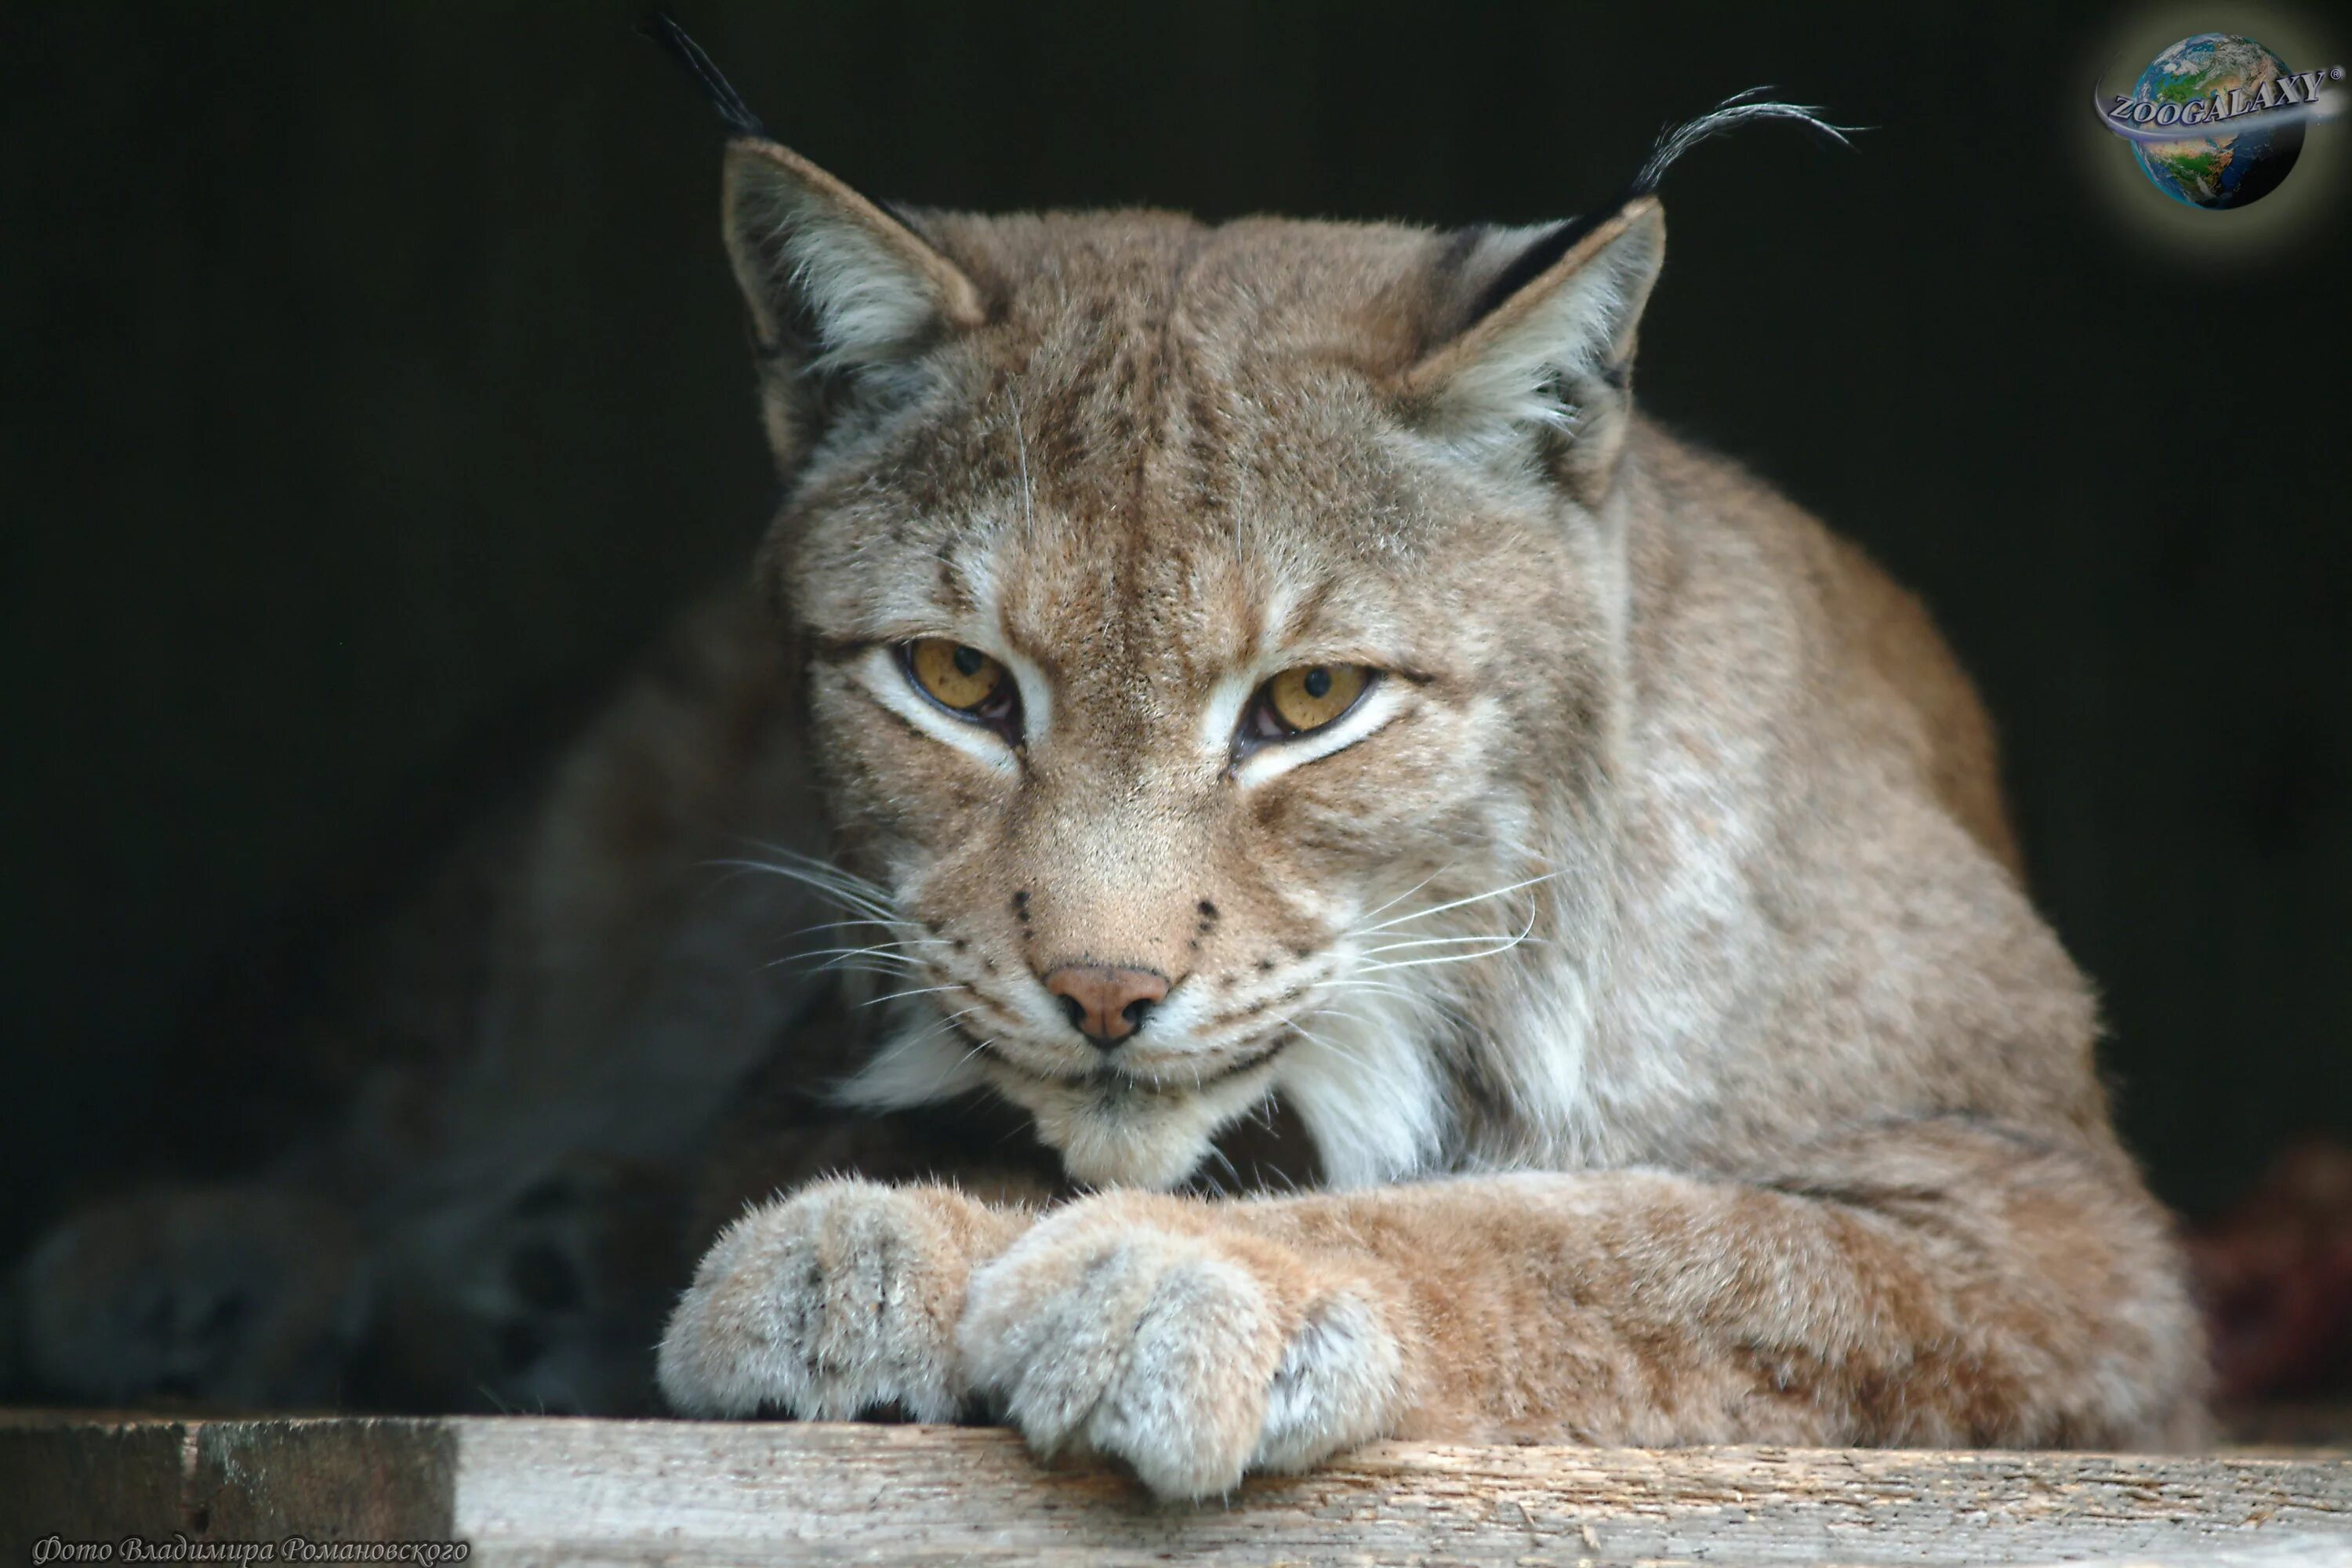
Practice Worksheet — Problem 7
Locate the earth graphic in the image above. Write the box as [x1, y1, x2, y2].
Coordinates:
[2132, 33, 2305, 209]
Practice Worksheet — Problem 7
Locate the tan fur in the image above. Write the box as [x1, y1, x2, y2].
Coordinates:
[15, 133, 2202, 1485]
[655, 136, 2203, 1491]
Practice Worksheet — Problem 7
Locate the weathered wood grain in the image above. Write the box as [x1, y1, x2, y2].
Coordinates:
[4, 1414, 2349, 1568]
[0, 1417, 187, 1542]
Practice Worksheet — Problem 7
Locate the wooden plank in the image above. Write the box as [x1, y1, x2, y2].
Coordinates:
[450, 1421, 2352, 1567]
[0, 1417, 187, 1541]
[4, 1414, 2350, 1568]
[2002, 1549, 2352, 1568]
[191, 1415, 456, 1544]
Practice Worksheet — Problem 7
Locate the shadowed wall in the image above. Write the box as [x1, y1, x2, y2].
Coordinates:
[2, 2, 2347, 1255]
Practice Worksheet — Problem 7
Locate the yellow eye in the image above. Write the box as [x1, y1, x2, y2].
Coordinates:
[906, 638, 1009, 713]
[1261, 663, 1371, 735]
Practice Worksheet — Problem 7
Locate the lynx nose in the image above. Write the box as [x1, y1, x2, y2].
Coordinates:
[1043, 965, 1169, 1048]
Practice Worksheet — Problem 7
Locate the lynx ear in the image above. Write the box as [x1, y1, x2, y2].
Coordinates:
[723, 140, 987, 464]
[1403, 198, 1664, 493]
[1403, 89, 1850, 493]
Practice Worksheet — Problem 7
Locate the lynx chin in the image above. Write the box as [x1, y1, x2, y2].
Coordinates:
[11, 53, 2202, 1498]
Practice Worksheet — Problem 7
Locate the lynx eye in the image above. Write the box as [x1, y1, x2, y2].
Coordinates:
[901, 639, 1020, 737]
[1247, 663, 1374, 740]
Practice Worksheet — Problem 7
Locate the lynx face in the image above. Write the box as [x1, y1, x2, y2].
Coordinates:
[731, 145, 1661, 1189]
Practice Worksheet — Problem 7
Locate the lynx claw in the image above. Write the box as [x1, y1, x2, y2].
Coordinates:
[656, 1180, 985, 1422]
[958, 1197, 1405, 1499]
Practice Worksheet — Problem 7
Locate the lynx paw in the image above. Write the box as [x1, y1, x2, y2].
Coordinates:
[958, 1196, 1406, 1499]
[656, 1180, 1008, 1422]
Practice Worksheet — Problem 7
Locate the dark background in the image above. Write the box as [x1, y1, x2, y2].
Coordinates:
[4, 2, 2347, 1261]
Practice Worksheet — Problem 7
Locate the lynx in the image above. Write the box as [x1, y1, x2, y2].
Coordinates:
[641, 82, 2205, 1491]
[11, 49, 2200, 1495]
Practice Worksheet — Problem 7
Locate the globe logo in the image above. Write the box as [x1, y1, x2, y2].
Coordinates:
[2096, 33, 2346, 210]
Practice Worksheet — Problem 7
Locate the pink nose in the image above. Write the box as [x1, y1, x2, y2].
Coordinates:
[1043, 965, 1170, 1047]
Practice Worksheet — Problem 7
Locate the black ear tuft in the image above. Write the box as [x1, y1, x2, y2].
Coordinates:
[1629, 88, 1856, 196]
[1468, 91, 1857, 326]
[641, 9, 768, 140]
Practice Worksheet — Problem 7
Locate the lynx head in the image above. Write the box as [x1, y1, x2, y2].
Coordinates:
[709, 115, 1755, 1190]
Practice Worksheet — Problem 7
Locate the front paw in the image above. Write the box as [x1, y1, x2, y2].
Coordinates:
[958, 1196, 1407, 1499]
[656, 1180, 1018, 1422]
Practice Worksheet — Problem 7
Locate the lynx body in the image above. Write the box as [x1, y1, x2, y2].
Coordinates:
[651, 129, 2204, 1494]
[13, 108, 2202, 1492]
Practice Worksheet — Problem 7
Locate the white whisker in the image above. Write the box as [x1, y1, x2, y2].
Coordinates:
[1357, 931, 1553, 956]
[1355, 947, 1522, 977]
[713, 842, 903, 924]
[795, 945, 928, 966]
[1348, 870, 1561, 937]
[858, 983, 967, 1009]
[771, 949, 917, 973]
[1353, 868, 1448, 927]
[763, 941, 931, 976]
[1310, 990, 1478, 1039]
[1286, 1020, 1381, 1080]
[787, 916, 936, 940]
